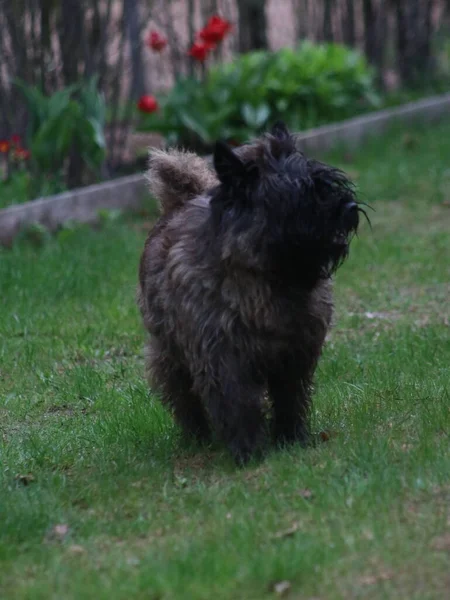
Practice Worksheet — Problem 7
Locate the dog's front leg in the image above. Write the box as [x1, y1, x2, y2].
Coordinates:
[269, 366, 313, 448]
[198, 364, 267, 466]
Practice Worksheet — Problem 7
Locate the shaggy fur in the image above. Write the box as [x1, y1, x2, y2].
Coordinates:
[138, 122, 363, 465]
[146, 148, 218, 215]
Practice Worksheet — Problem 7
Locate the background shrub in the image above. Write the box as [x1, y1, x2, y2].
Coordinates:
[137, 42, 380, 152]
[16, 77, 106, 194]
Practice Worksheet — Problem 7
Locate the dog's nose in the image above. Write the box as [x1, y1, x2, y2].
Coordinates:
[342, 201, 359, 229]
[344, 201, 357, 212]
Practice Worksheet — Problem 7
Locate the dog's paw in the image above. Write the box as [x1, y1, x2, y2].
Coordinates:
[229, 438, 265, 467]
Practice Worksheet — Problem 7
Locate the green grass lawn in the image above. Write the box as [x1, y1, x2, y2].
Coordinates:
[1, 121, 449, 600]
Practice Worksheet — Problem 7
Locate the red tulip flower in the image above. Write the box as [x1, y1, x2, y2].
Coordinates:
[199, 15, 232, 44]
[146, 30, 167, 52]
[188, 40, 216, 62]
[14, 147, 31, 161]
[0, 139, 10, 153]
[10, 134, 21, 147]
[137, 95, 159, 114]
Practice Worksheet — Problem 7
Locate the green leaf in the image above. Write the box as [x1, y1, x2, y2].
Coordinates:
[47, 86, 77, 120]
[13, 79, 49, 139]
[87, 118, 106, 149]
[241, 103, 271, 128]
[178, 111, 211, 144]
[75, 116, 106, 171]
[78, 77, 106, 125]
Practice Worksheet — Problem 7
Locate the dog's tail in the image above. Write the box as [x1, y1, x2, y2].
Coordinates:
[146, 148, 218, 215]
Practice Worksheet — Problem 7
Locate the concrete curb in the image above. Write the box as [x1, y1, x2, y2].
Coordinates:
[292, 93, 450, 153]
[1, 93, 450, 245]
[0, 174, 148, 246]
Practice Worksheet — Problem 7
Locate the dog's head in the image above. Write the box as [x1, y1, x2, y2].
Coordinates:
[210, 122, 367, 284]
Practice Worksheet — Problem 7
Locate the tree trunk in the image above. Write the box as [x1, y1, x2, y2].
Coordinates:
[395, 0, 434, 86]
[236, 0, 268, 52]
[58, 0, 84, 85]
[39, 0, 52, 92]
[187, 0, 195, 76]
[343, 0, 356, 47]
[202, 0, 218, 18]
[294, 0, 310, 41]
[160, 0, 185, 78]
[323, 0, 333, 42]
[363, 0, 376, 61]
[363, 0, 385, 78]
[124, 0, 145, 99]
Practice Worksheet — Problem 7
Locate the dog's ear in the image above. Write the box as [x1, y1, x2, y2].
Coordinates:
[271, 121, 290, 140]
[213, 140, 258, 185]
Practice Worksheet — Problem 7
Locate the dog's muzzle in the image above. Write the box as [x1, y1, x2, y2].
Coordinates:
[341, 201, 359, 231]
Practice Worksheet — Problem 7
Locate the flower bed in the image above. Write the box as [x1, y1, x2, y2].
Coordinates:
[1, 11, 448, 211]
[2, 92, 450, 247]
[136, 37, 381, 154]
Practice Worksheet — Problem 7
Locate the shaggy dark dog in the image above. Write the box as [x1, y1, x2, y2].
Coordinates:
[138, 122, 364, 464]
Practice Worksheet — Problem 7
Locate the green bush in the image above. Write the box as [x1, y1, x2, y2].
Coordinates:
[138, 42, 380, 152]
[0, 171, 30, 209]
[15, 76, 106, 191]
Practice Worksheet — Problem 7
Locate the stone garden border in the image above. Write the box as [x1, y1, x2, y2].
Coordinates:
[1, 92, 450, 246]
[0, 174, 148, 246]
